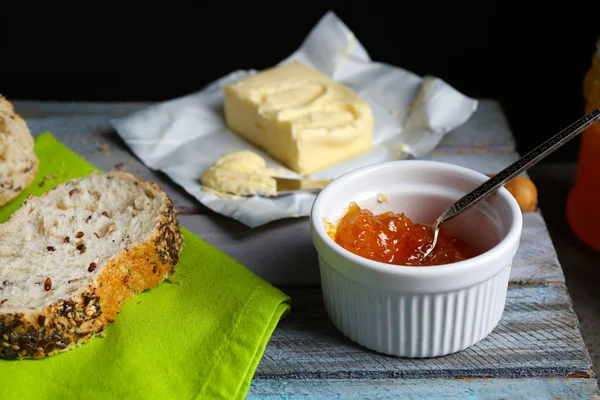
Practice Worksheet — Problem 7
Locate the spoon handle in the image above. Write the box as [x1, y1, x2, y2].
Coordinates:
[438, 108, 600, 224]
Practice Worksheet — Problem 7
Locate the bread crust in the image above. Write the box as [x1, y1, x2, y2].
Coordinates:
[0, 175, 183, 360]
[0, 94, 39, 206]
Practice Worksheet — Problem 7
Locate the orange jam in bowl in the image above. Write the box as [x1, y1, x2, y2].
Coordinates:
[329, 202, 478, 266]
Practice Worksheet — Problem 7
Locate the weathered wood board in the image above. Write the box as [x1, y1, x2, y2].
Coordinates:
[435, 100, 516, 152]
[11, 100, 598, 398]
[248, 378, 600, 400]
[13, 100, 150, 118]
[255, 286, 591, 379]
[247, 285, 596, 397]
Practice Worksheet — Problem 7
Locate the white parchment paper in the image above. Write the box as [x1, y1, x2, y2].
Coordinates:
[111, 11, 478, 227]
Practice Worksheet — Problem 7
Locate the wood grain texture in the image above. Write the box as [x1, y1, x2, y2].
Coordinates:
[255, 285, 591, 379]
[248, 378, 600, 399]
[436, 100, 516, 153]
[511, 212, 565, 284]
[12, 100, 150, 118]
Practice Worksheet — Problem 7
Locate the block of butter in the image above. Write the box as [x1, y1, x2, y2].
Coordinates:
[223, 61, 374, 175]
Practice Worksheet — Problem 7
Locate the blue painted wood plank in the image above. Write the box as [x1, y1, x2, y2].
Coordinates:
[511, 211, 565, 284]
[12, 100, 150, 118]
[247, 378, 599, 399]
[436, 100, 516, 152]
[255, 285, 592, 379]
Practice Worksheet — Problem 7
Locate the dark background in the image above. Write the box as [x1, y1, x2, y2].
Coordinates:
[2, 3, 597, 162]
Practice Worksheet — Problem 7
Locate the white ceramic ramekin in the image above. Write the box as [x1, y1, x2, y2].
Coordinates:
[310, 160, 523, 358]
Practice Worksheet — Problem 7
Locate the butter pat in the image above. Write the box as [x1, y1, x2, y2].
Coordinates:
[200, 151, 277, 197]
[223, 61, 374, 175]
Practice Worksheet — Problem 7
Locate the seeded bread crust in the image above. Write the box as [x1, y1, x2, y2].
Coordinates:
[0, 94, 39, 206]
[0, 175, 183, 360]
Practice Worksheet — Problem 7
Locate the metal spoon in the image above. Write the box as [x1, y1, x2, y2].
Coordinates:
[418, 108, 600, 264]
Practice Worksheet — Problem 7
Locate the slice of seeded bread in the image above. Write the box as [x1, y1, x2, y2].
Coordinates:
[0, 171, 183, 360]
[0, 95, 39, 206]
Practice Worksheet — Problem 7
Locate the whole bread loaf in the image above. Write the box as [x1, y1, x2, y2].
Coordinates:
[0, 95, 39, 206]
[0, 171, 183, 359]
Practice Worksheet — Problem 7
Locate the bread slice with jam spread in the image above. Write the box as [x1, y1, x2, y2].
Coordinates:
[0, 171, 183, 359]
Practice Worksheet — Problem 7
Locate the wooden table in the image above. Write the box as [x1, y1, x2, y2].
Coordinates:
[14, 99, 600, 399]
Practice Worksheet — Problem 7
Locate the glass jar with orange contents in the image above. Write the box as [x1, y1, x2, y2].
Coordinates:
[567, 37, 600, 251]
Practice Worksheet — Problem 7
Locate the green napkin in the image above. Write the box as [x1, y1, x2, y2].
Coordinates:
[0, 133, 291, 400]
